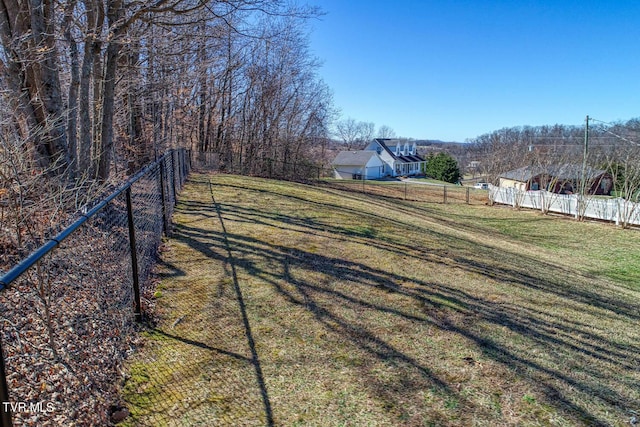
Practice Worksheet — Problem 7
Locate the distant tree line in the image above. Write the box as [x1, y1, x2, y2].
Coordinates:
[467, 119, 640, 200]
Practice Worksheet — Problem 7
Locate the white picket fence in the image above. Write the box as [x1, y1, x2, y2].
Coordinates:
[489, 186, 640, 227]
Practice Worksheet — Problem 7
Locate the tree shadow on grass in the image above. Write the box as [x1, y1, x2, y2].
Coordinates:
[157, 176, 639, 426]
[207, 179, 640, 323]
[209, 188, 274, 426]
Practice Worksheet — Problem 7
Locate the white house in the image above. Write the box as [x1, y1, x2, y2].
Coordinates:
[331, 150, 386, 180]
[332, 139, 426, 180]
[363, 138, 426, 177]
[331, 138, 426, 179]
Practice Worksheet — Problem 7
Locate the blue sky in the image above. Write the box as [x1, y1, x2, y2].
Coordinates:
[308, 1, 640, 141]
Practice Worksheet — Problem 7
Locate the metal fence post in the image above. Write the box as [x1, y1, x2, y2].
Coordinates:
[174, 150, 182, 189]
[179, 149, 183, 180]
[125, 187, 142, 322]
[0, 337, 13, 427]
[170, 151, 177, 207]
[158, 161, 169, 236]
[181, 149, 187, 183]
[183, 149, 188, 181]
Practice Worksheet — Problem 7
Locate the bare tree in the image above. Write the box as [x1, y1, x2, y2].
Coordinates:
[335, 118, 376, 149]
[359, 121, 375, 144]
[377, 125, 396, 139]
[1, 0, 326, 183]
[0, 0, 69, 174]
[335, 118, 361, 149]
[595, 120, 640, 228]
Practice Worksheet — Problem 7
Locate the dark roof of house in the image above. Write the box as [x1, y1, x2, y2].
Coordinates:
[551, 164, 607, 180]
[500, 164, 608, 182]
[374, 138, 397, 158]
[499, 166, 544, 181]
[373, 139, 425, 163]
[332, 150, 379, 166]
[397, 155, 425, 163]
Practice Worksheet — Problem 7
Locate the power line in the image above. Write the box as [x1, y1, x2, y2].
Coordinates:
[589, 118, 640, 147]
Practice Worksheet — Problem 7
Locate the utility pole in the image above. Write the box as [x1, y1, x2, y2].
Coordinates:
[578, 115, 589, 220]
[581, 115, 589, 196]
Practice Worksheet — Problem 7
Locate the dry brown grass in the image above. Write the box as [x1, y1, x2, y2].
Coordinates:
[121, 173, 640, 426]
[317, 179, 487, 205]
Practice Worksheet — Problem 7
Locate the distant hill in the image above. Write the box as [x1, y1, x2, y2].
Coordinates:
[415, 139, 466, 146]
[415, 140, 467, 157]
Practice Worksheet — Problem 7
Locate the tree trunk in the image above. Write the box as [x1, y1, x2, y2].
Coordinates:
[0, 0, 68, 174]
[77, 0, 103, 176]
[63, 0, 79, 178]
[97, 0, 123, 181]
[28, 0, 68, 172]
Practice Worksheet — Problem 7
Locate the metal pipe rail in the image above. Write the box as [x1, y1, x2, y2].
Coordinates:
[0, 148, 188, 427]
[0, 152, 170, 291]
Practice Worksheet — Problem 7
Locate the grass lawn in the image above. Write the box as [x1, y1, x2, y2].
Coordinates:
[318, 179, 483, 205]
[121, 173, 640, 426]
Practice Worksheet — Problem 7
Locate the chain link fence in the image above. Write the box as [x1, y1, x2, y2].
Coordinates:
[0, 149, 188, 426]
[318, 179, 488, 205]
[191, 153, 488, 205]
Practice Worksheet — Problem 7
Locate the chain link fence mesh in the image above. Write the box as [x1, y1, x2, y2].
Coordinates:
[317, 179, 488, 205]
[0, 149, 188, 426]
[118, 177, 270, 426]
